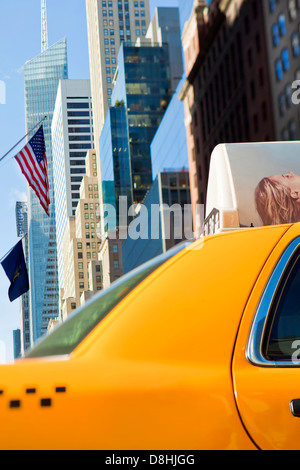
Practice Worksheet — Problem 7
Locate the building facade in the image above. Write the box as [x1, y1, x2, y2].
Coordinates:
[98, 232, 124, 289]
[13, 329, 21, 360]
[60, 150, 102, 319]
[52, 79, 94, 288]
[146, 7, 184, 92]
[110, 41, 173, 205]
[262, 0, 300, 141]
[180, 0, 279, 232]
[151, 75, 189, 181]
[122, 170, 191, 274]
[15, 201, 31, 355]
[100, 103, 132, 231]
[24, 37, 68, 343]
[85, 0, 151, 213]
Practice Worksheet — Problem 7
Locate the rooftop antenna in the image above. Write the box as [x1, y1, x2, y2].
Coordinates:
[41, 0, 48, 52]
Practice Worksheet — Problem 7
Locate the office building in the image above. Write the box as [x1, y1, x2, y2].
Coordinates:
[13, 329, 21, 360]
[98, 231, 124, 289]
[85, 0, 151, 210]
[146, 7, 183, 92]
[179, 0, 280, 231]
[262, 0, 300, 141]
[60, 150, 102, 319]
[15, 202, 31, 355]
[151, 75, 189, 181]
[100, 41, 172, 218]
[24, 36, 68, 343]
[52, 79, 94, 288]
[122, 171, 191, 274]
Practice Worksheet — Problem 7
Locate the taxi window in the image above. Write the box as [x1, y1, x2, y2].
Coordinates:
[25, 242, 189, 359]
[263, 251, 300, 362]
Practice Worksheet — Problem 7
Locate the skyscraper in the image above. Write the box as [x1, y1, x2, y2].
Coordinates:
[24, 3, 68, 343]
[52, 79, 94, 288]
[146, 7, 183, 92]
[100, 41, 172, 220]
[15, 201, 30, 355]
[85, 0, 151, 210]
[60, 150, 102, 318]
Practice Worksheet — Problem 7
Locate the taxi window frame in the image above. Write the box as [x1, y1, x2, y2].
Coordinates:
[247, 236, 300, 368]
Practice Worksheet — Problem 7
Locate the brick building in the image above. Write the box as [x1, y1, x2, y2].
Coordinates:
[180, 0, 300, 230]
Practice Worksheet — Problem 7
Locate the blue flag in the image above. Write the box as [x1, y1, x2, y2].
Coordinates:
[1, 240, 29, 302]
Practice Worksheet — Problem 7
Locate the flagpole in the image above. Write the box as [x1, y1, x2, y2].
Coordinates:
[0, 116, 47, 164]
[0, 234, 28, 264]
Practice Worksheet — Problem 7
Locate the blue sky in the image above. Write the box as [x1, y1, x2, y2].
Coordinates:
[0, 0, 179, 363]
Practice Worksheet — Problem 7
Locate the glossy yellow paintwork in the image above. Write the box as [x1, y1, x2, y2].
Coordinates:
[0, 224, 294, 449]
[233, 223, 300, 450]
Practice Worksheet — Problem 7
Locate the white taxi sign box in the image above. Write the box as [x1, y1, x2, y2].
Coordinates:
[204, 141, 300, 235]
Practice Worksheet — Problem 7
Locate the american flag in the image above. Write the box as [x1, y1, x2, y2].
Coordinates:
[15, 126, 50, 216]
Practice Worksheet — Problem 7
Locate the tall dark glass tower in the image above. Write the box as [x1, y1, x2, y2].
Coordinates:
[100, 42, 172, 222]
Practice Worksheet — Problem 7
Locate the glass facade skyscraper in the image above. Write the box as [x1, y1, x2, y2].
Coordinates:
[100, 104, 132, 230]
[109, 42, 172, 204]
[122, 171, 191, 274]
[24, 37, 68, 343]
[15, 201, 31, 355]
[100, 42, 172, 235]
[151, 76, 189, 180]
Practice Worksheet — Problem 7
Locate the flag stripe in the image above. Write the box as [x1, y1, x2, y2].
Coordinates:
[15, 155, 49, 210]
[16, 151, 48, 204]
[14, 126, 50, 216]
[15, 156, 49, 215]
[24, 145, 47, 189]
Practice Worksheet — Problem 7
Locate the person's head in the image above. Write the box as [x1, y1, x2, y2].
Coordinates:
[255, 172, 300, 225]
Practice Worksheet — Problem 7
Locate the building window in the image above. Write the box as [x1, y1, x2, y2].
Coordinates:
[282, 48, 290, 71]
[286, 84, 293, 107]
[289, 120, 297, 140]
[275, 59, 283, 81]
[292, 32, 300, 57]
[278, 93, 286, 116]
[272, 24, 280, 47]
[278, 14, 287, 36]
[269, 0, 277, 13]
[114, 260, 120, 269]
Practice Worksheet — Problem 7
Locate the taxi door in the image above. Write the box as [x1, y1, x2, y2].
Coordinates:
[233, 225, 300, 450]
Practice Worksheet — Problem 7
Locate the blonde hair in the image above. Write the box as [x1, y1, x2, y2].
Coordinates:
[255, 177, 300, 225]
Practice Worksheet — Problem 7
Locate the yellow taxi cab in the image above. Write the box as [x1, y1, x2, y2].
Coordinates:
[1, 142, 300, 450]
